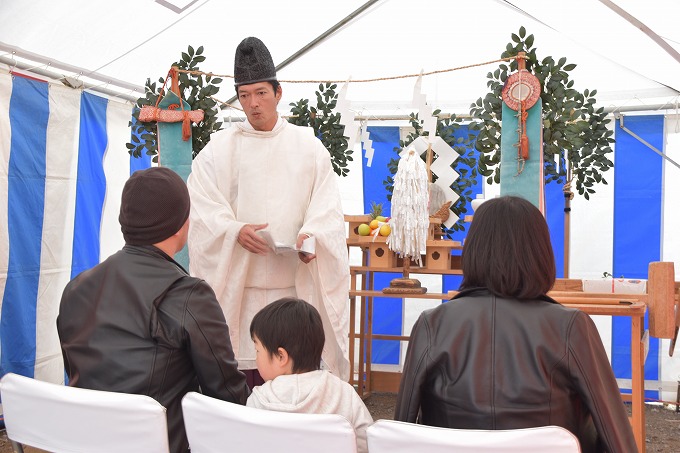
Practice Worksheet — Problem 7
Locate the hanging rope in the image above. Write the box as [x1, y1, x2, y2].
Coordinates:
[138, 67, 204, 142]
[515, 99, 529, 176]
[563, 178, 574, 201]
[174, 56, 516, 84]
[175, 55, 517, 113]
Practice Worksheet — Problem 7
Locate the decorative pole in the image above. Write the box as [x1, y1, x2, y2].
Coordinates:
[499, 52, 544, 213]
[425, 142, 433, 183]
[137, 67, 204, 269]
[563, 167, 574, 278]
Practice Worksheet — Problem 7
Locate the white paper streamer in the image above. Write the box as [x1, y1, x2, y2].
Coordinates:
[387, 149, 430, 266]
[408, 75, 461, 228]
[336, 80, 360, 152]
[361, 122, 375, 167]
[412, 73, 437, 138]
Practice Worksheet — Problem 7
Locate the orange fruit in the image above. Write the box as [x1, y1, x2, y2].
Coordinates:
[369, 219, 380, 229]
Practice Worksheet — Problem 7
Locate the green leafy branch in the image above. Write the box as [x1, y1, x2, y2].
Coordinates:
[468, 26, 614, 199]
[288, 83, 353, 177]
[127, 45, 223, 162]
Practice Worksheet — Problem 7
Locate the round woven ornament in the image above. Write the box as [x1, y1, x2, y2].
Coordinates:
[502, 69, 541, 111]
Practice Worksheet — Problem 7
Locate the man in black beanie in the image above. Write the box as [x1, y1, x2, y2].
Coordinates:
[57, 166, 249, 453]
[188, 37, 350, 386]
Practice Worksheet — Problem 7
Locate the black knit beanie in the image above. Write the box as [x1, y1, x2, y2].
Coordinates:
[234, 37, 277, 87]
[119, 167, 190, 246]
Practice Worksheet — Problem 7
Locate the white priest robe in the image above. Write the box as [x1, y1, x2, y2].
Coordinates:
[187, 118, 350, 380]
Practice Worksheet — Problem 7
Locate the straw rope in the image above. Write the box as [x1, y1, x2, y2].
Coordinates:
[175, 56, 516, 84]
[179, 55, 516, 111]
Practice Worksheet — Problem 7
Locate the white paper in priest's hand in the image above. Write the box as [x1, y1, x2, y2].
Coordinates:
[258, 231, 315, 256]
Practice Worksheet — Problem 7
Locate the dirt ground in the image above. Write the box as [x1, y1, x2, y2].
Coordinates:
[1, 393, 679, 452]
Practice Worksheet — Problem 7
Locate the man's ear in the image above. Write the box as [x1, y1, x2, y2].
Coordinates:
[275, 85, 283, 101]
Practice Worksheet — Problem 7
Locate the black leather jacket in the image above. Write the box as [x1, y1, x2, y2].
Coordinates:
[57, 245, 249, 453]
[394, 288, 636, 453]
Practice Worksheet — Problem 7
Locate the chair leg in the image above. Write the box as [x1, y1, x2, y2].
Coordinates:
[9, 439, 25, 453]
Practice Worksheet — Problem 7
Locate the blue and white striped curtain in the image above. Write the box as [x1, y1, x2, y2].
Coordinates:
[353, 118, 680, 403]
[0, 72, 149, 384]
[2, 70, 679, 403]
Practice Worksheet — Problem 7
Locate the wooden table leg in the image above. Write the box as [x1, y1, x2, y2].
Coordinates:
[631, 315, 646, 453]
[357, 285, 366, 398]
[365, 271, 374, 397]
[349, 271, 357, 391]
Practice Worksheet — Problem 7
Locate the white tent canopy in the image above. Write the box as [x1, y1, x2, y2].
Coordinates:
[1, 0, 678, 117]
[1, 0, 680, 408]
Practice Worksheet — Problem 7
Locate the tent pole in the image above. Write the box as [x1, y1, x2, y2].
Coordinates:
[599, 0, 680, 64]
[0, 56, 141, 103]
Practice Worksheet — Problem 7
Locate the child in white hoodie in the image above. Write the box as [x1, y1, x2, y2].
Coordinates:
[247, 297, 373, 453]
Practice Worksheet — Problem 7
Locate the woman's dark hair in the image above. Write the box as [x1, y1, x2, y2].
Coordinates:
[249, 297, 324, 373]
[460, 196, 555, 299]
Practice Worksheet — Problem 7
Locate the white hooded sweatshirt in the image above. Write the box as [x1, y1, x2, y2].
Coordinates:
[247, 370, 373, 453]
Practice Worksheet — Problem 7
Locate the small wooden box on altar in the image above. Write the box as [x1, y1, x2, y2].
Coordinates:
[428, 216, 441, 239]
[345, 215, 372, 243]
[345, 215, 463, 271]
[368, 236, 396, 269]
[345, 214, 396, 268]
[425, 239, 461, 271]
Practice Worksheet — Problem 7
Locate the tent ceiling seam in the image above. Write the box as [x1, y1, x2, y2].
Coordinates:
[225, 0, 382, 105]
[89, 0, 212, 75]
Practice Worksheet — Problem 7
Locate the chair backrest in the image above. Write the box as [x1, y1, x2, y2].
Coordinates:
[181, 391, 357, 453]
[367, 419, 581, 453]
[0, 373, 170, 453]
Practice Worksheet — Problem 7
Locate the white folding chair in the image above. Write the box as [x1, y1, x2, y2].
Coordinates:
[367, 419, 581, 453]
[0, 372, 170, 453]
[181, 391, 357, 453]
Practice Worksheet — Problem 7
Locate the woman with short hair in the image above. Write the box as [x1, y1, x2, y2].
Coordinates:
[394, 195, 636, 453]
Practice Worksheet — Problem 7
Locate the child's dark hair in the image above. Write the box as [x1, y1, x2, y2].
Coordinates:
[250, 297, 324, 373]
